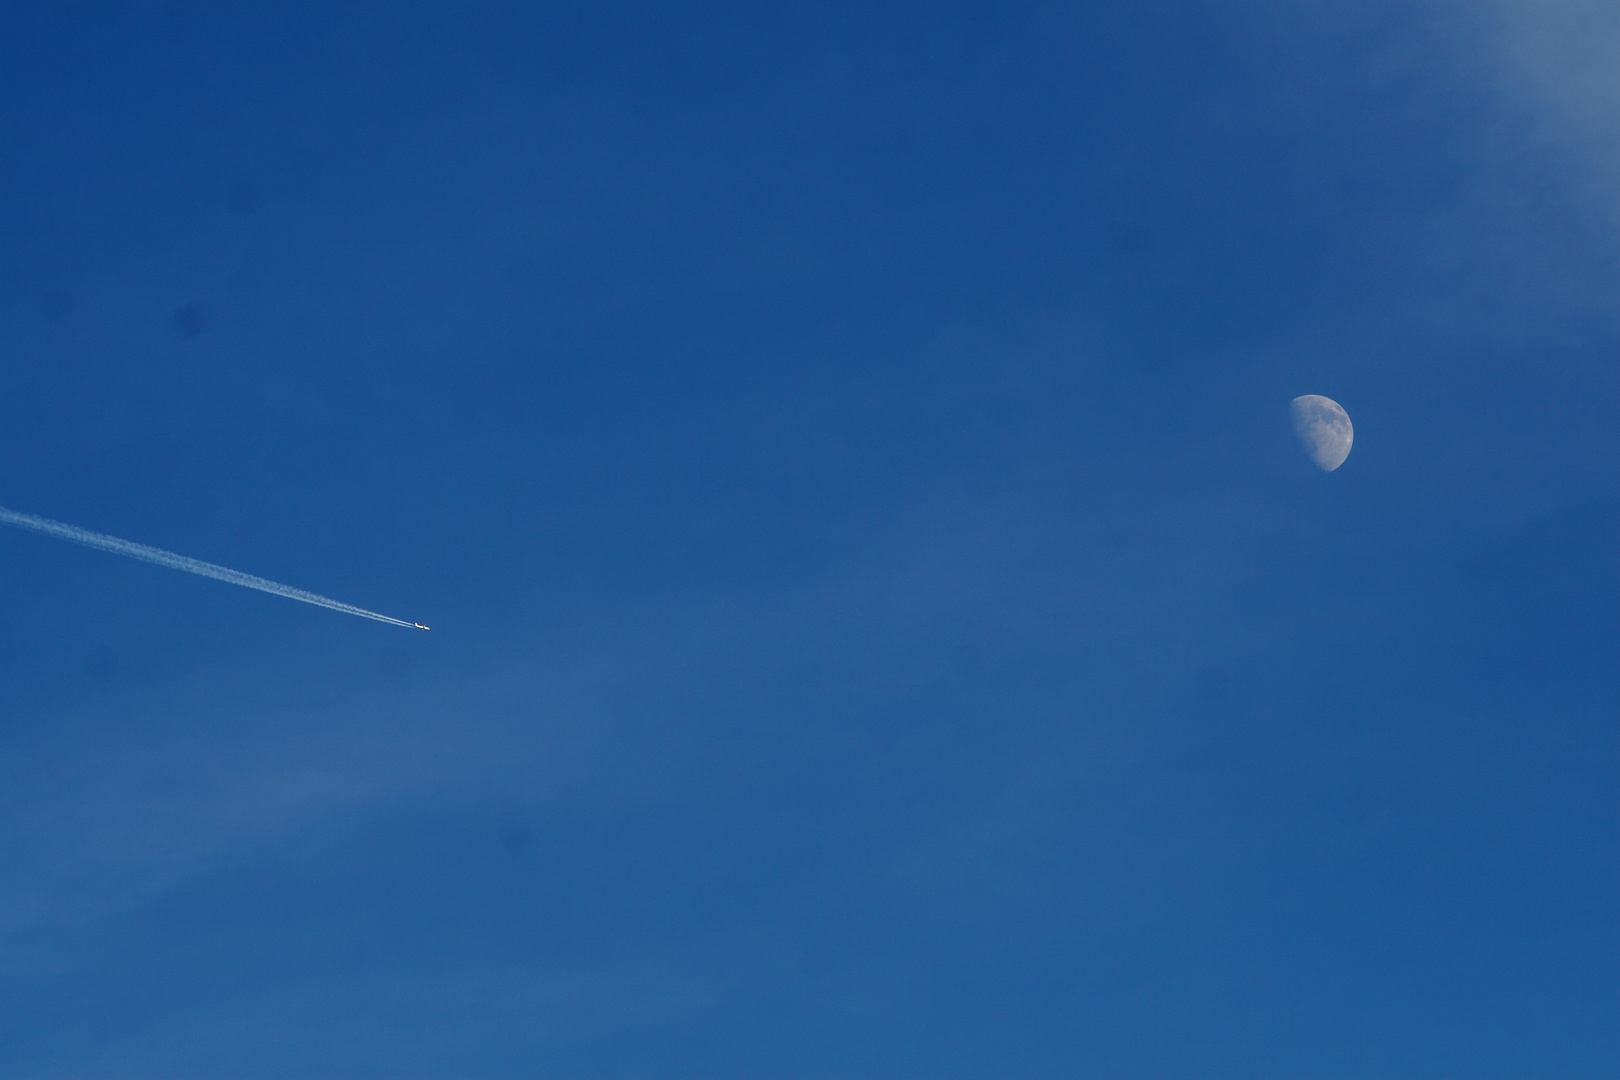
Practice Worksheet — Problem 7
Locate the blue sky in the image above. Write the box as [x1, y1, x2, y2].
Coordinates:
[0, 2, 1615, 1075]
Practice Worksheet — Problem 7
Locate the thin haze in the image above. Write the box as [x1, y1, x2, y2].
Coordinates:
[0, 505, 426, 630]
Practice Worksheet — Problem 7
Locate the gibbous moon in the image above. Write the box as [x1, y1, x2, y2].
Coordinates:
[1290, 394, 1353, 471]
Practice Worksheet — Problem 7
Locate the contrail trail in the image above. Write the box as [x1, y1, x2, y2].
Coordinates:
[0, 504, 428, 630]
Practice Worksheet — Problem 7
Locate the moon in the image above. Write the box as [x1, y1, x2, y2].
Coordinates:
[1290, 395, 1353, 471]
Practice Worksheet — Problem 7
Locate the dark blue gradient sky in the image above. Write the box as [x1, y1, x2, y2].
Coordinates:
[0, 2, 1616, 1075]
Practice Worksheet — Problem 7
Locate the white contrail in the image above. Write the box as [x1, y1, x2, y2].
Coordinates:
[0, 504, 428, 630]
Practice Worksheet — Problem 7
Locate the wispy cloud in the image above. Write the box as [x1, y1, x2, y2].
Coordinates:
[1472, 1, 1620, 211]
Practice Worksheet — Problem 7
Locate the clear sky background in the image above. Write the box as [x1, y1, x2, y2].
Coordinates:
[0, 2, 1615, 1075]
